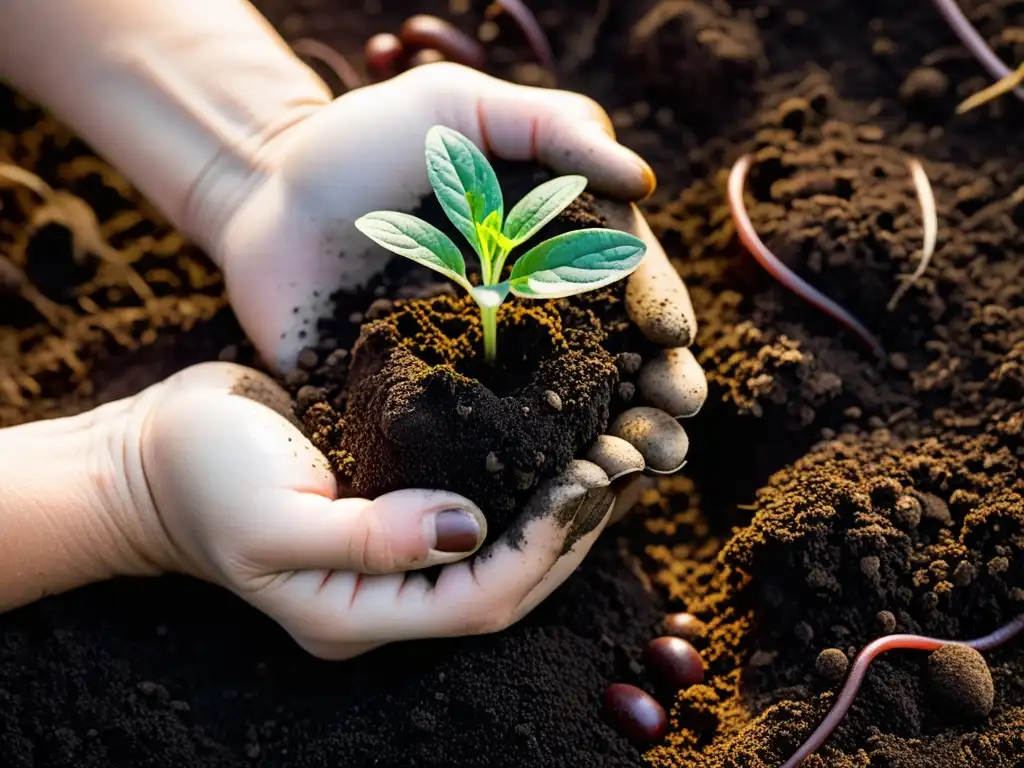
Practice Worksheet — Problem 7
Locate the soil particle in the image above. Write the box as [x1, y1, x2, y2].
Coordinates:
[814, 648, 849, 682]
[926, 644, 995, 720]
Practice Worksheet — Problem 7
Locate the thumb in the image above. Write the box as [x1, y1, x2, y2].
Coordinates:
[252, 488, 487, 574]
[427, 65, 655, 201]
[477, 80, 655, 201]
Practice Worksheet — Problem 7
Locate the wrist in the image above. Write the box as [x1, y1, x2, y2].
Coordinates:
[0, 0, 331, 264]
[0, 393, 173, 611]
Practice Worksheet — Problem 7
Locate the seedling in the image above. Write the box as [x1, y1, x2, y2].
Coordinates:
[355, 126, 647, 362]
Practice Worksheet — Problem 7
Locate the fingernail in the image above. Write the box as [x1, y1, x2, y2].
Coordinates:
[639, 161, 657, 199]
[434, 509, 482, 552]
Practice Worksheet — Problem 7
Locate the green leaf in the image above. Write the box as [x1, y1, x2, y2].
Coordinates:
[354, 212, 469, 288]
[470, 282, 510, 309]
[477, 209, 516, 259]
[509, 229, 647, 299]
[425, 126, 503, 256]
[503, 175, 587, 245]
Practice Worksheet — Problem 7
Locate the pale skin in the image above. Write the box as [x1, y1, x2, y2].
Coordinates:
[0, 0, 708, 659]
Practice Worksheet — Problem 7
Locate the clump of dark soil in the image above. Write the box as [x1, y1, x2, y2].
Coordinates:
[289, 160, 653, 534]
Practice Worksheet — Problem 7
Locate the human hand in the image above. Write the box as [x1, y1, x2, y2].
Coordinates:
[204, 62, 661, 371]
[100, 358, 695, 660]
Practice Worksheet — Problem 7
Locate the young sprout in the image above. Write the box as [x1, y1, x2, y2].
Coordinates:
[781, 613, 1024, 767]
[355, 126, 647, 363]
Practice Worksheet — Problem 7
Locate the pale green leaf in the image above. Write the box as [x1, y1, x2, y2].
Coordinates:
[503, 175, 587, 245]
[355, 211, 469, 287]
[509, 229, 646, 299]
[425, 126, 503, 257]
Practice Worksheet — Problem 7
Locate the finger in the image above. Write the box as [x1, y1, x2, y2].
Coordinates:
[637, 348, 708, 418]
[255, 461, 612, 647]
[624, 209, 698, 348]
[245, 488, 486, 575]
[608, 474, 655, 526]
[510, 491, 614, 620]
[414, 64, 655, 201]
[610, 407, 690, 474]
[478, 83, 655, 201]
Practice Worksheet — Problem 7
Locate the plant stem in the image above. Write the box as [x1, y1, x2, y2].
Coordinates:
[481, 305, 497, 363]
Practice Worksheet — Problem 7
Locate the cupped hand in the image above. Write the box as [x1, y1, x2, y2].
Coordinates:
[211, 62, 658, 371]
[118, 362, 618, 659]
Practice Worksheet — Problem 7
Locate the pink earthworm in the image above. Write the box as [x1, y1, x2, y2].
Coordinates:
[726, 154, 887, 360]
[931, 0, 1024, 104]
[291, 38, 363, 93]
[492, 0, 555, 71]
[781, 614, 1024, 767]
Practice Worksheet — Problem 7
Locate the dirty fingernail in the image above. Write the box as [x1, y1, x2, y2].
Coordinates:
[434, 509, 482, 552]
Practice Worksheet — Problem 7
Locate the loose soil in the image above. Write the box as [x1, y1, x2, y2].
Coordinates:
[2, 1, 1024, 767]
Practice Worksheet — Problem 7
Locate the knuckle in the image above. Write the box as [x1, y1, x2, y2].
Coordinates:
[467, 604, 516, 636]
[351, 513, 395, 573]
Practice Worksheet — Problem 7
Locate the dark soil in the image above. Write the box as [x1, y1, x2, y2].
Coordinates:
[292, 161, 650, 536]
[3, 1, 1024, 767]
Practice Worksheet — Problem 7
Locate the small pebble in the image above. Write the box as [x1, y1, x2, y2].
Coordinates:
[364, 33, 404, 77]
[876, 610, 897, 635]
[927, 644, 994, 719]
[296, 348, 319, 371]
[348, 311, 364, 325]
[218, 344, 239, 362]
[794, 621, 815, 643]
[602, 683, 667, 741]
[456, 404, 473, 419]
[663, 612, 706, 641]
[899, 67, 949, 102]
[485, 452, 504, 473]
[644, 636, 704, 688]
[284, 370, 309, 388]
[366, 298, 395, 319]
[893, 495, 922, 528]
[815, 648, 849, 682]
[952, 561, 977, 587]
[544, 390, 562, 411]
[410, 48, 446, 67]
[296, 385, 323, 411]
[617, 382, 636, 402]
[860, 555, 881, 579]
[616, 352, 643, 375]
[325, 349, 349, 367]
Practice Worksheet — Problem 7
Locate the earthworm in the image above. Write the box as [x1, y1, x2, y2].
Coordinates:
[780, 613, 1024, 768]
[931, 0, 1024, 108]
[400, 15, 486, 69]
[726, 154, 887, 360]
[291, 38, 363, 93]
[489, 0, 555, 70]
[887, 158, 938, 310]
